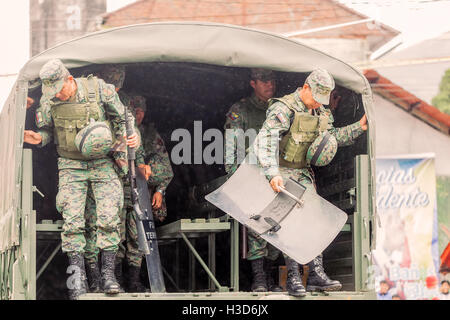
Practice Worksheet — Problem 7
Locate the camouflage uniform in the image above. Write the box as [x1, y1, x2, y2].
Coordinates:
[35, 60, 128, 255]
[253, 91, 363, 182]
[252, 68, 365, 293]
[224, 70, 281, 263]
[116, 123, 145, 268]
[116, 94, 174, 267]
[141, 121, 173, 221]
[83, 66, 130, 263]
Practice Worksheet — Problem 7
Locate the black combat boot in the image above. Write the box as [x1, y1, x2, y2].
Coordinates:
[101, 251, 121, 294]
[265, 259, 283, 292]
[127, 265, 149, 293]
[67, 253, 88, 300]
[250, 258, 268, 292]
[306, 254, 342, 292]
[85, 259, 102, 293]
[285, 256, 306, 297]
[114, 257, 125, 293]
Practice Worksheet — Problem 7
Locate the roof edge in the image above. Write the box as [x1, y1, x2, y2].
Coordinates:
[102, 0, 146, 21]
[364, 69, 450, 136]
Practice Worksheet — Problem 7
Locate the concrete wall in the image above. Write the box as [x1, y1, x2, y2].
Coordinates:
[293, 37, 369, 65]
[373, 93, 450, 176]
[30, 0, 106, 56]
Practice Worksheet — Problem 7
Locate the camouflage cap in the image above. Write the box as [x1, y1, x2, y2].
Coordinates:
[39, 59, 70, 99]
[130, 94, 147, 112]
[250, 68, 275, 82]
[305, 68, 335, 105]
[96, 64, 126, 89]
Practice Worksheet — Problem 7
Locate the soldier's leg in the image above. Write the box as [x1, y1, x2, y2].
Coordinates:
[115, 180, 127, 291]
[246, 201, 284, 292]
[84, 185, 98, 262]
[125, 207, 147, 292]
[247, 229, 269, 261]
[275, 168, 310, 296]
[294, 172, 342, 292]
[306, 253, 342, 292]
[265, 245, 283, 292]
[90, 159, 123, 294]
[247, 229, 268, 292]
[83, 185, 102, 293]
[55, 165, 89, 299]
[114, 205, 127, 291]
[56, 167, 89, 255]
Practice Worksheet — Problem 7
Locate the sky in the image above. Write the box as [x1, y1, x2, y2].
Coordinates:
[0, 0, 136, 111]
[337, 0, 450, 50]
[1, 0, 450, 111]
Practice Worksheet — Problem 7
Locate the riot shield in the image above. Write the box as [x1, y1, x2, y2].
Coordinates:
[205, 160, 347, 264]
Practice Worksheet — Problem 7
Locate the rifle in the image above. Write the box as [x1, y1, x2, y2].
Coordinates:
[125, 107, 166, 293]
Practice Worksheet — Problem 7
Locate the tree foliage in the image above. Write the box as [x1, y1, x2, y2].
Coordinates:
[436, 175, 450, 255]
[432, 69, 450, 115]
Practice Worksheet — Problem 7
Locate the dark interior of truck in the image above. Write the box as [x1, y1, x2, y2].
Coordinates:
[25, 62, 367, 299]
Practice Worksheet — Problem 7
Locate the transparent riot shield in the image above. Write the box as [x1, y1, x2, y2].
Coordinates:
[205, 160, 347, 264]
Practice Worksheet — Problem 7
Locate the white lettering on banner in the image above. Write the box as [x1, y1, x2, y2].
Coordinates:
[376, 167, 416, 185]
[377, 185, 430, 210]
[376, 166, 430, 210]
[390, 266, 422, 281]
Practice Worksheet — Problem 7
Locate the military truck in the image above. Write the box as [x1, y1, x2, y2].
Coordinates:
[0, 22, 376, 300]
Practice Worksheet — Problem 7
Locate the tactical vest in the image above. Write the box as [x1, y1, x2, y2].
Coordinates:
[244, 98, 268, 133]
[51, 75, 111, 160]
[238, 96, 268, 154]
[271, 93, 329, 169]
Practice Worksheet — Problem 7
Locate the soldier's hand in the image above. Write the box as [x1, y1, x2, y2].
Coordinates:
[26, 97, 35, 109]
[24, 130, 42, 145]
[137, 164, 152, 181]
[125, 132, 140, 148]
[329, 90, 341, 111]
[270, 175, 284, 193]
[152, 192, 163, 210]
[359, 114, 368, 131]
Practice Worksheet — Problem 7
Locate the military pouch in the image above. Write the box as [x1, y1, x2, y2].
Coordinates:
[54, 119, 79, 152]
[318, 114, 329, 132]
[280, 133, 300, 163]
[280, 113, 319, 165]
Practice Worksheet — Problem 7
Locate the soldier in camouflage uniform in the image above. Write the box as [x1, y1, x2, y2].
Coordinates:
[252, 68, 368, 296]
[82, 64, 129, 293]
[132, 95, 173, 223]
[224, 68, 283, 292]
[83, 65, 151, 293]
[114, 93, 173, 292]
[23, 59, 140, 299]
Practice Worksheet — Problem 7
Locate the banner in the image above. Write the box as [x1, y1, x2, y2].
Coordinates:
[373, 154, 440, 300]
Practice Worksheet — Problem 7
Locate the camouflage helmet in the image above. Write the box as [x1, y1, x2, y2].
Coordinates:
[306, 131, 337, 166]
[96, 64, 126, 89]
[75, 120, 113, 159]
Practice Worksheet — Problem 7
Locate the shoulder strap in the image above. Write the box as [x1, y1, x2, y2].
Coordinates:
[86, 75, 100, 103]
[80, 75, 104, 121]
[269, 93, 301, 113]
